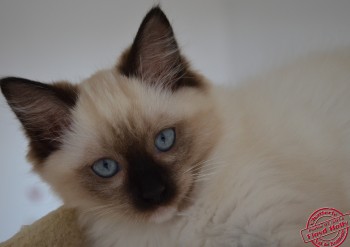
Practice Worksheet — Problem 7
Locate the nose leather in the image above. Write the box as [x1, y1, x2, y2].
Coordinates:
[125, 149, 175, 209]
[141, 183, 166, 202]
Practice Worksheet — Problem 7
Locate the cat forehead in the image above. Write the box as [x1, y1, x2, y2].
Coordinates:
[78, 70, 176, 123]
[74, 69, 207, 134]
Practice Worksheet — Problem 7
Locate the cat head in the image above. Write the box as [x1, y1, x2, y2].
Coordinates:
[0, 7, 221, 223]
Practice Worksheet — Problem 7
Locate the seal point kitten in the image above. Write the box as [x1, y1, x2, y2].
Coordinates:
[2, 6, 350, 247]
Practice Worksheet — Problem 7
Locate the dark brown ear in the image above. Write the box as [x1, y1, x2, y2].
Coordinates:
[0, 77, 78, 164]
[118, 6, 202, 90]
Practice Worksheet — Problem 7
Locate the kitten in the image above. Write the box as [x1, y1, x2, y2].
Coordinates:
[1, 6, 350, 247]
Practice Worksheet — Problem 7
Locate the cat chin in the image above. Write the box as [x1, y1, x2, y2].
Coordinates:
[148, 206, 177, 224]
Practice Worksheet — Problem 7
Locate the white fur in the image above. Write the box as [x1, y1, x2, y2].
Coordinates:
[71, 50, 350, 247]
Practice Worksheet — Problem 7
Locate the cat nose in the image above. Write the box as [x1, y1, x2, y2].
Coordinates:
[130, 166, 172, 207]
[141, 183, 166, 203]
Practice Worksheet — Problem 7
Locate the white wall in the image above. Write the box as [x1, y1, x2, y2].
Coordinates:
[1, 0, 350, 242]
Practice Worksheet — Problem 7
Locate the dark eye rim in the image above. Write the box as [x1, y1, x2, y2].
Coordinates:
[155, 127, 176, 152]
[91, 158, 120, 178]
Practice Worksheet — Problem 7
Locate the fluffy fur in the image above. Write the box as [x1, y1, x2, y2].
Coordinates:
[1, 6, 350, 247]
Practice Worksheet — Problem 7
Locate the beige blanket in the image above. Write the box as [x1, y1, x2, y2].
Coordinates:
[0, 207, 84, 247]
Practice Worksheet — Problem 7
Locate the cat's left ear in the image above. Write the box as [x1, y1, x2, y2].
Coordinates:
[118, 6, 203, 90]
[0, 77, 78, 164]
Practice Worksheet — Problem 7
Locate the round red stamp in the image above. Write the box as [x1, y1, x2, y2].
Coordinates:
[300, 208, 350, 247]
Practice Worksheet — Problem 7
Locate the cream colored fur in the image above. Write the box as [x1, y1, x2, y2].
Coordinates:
[33, 50, 350, 247]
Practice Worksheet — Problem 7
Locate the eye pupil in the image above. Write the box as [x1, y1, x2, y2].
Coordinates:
[161, 135, 166, 142]
[103, 161, 109, 169]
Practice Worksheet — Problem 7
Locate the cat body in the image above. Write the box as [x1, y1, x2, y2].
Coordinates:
[1, 7, 350, 247]
[78, 51, 350, 247]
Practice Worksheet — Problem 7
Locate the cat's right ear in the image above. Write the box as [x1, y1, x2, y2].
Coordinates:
[117, 6, 204, 91]
[0, 77, 78, 164]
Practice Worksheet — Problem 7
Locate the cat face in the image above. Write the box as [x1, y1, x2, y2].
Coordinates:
[0, 7, 221, 223]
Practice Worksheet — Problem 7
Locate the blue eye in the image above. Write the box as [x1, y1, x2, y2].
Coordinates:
[91, 159, 120, 178]
[155, 128, 175, 152]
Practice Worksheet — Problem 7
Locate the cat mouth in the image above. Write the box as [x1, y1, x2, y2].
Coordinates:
[149, 206, 178, 223]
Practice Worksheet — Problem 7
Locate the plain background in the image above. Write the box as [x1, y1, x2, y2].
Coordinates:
[1, 0, 350, 242]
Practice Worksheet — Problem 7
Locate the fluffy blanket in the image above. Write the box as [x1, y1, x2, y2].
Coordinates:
[0, 207, 84, 247]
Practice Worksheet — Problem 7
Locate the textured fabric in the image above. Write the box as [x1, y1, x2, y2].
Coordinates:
[0, 207, 84, 247]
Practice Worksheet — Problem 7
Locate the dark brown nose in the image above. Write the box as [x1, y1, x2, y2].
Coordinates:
[126, 151, 175, 210]
[133, 169, 172, 208]
[141, 183, 166, 203]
